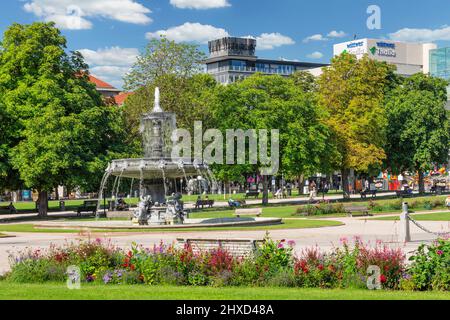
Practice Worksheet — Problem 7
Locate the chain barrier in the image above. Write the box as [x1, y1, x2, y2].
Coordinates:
[408, 215, 450, 237]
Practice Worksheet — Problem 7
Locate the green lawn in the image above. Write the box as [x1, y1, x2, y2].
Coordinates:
[372, 212, 450, 221]
[0, 219, 343, 234]
[0, 282, 447, 300]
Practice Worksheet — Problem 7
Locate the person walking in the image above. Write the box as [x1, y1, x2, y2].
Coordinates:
[309, 180, 317, 202]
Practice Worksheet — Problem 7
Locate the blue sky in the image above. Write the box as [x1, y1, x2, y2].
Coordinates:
[1, 0, 450, 89]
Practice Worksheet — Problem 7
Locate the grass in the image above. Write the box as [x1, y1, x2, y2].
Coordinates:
[0, 282, 448, 300]
[0, 219, 343, 234]
[372, 212, 450, 221]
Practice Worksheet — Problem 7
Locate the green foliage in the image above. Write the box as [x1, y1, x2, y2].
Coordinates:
[7, 237, 446, 291]
[0, 22, 130, 204]
[318, 53, 396, 196]
[211, 74, 335, 182]
[407, 239, 450, 291]
[297, 202, 345, 216]
[124, 36, 206, 91]
[385, 73, 450, 175]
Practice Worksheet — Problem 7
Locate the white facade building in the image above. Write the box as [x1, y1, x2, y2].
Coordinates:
[333, 39, 437, 77]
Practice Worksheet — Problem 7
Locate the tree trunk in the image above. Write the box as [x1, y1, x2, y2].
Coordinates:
[342, 168, 351, 200]
[297, 174, 304, 195]
[54, 186, 59, 200]
[418, 170, 425, 195]
[262, 175, 269, 205]
[37, 190, 48, 217]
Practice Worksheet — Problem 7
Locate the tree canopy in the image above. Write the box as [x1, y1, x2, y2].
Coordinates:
[124, 36, 206, 91]
[318, 53, 396, 197]
[0, 22, 128, 215]
[385, 73, 450, 192]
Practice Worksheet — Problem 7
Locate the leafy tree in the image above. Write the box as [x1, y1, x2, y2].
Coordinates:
[212, 74, 333, 204]
[291, 70, 318, 92]
[123, 73, 219, 155]
[318, 53, 396, 198]
[0, 22, 126, 216]
[385, 73, 450, 193]
[124, 36, 206, 91]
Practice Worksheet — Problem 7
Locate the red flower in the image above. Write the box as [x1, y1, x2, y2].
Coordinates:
[380, 275, 387, 283]
[130, 264, 136, 271]
[318, 264, 324, 271]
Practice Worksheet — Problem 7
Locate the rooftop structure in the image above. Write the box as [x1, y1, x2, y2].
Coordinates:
[205, 37, 328, 84]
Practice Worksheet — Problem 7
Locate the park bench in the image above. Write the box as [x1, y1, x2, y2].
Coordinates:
[176, 238, 263, 258]
[76, 200, 98, 216]
[360, 189, 377, 199]
[245, 190, 260, 199]
[194, 199, 214, 209]
[234, 208, 262, 218]
[344, 205, 372, 217]
[395, 190, 413, 198]
[0, 203, 17, 214]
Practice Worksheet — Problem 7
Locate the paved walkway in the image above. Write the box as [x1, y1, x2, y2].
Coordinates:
[0, 191, 400, 223]
[0, 211, 448, 275]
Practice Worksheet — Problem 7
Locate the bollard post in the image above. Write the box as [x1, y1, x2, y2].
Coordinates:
[399, 202, 411, 243]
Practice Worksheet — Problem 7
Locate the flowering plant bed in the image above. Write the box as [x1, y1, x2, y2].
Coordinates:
[3, 234, 448, 291]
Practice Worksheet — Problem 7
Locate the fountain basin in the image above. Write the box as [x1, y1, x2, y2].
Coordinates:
[108, 158, 208, 179]
[34, 218, 283, 230]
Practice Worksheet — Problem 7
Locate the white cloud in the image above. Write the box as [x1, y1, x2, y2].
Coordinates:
[146, 24, 293, 50]
[78, 47, 139, 89]
[249, 33, 295, 50]
[146, 22, 229, 43]
[170, 0, 230, 9]
[327, 30, 347, 38]
[307, 51, 324, 59]
[79, 47, 139, 67]
[23, 0, 152, 30]
[303, 34, 328, 42]
[389, 26, 450, 42]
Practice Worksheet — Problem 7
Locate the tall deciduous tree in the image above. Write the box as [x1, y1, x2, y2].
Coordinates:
[124, 36, 206, 91]
[385, 73, 450, 193]
[212, 74, 333, 204]
[0, 22, 125, 216]
[318, 53, 395, 198]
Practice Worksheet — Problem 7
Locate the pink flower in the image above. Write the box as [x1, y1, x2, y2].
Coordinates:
[287, 240, 296, 247]
[436, 250, 443, 256]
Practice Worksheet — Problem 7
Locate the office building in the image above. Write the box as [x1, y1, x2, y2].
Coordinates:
[430, 47, 450, 110]
[205, 37, 327, 84]
[333, 38, 437, 77]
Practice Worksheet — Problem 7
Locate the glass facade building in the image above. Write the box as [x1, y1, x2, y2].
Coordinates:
[430, 48, 450, 110]
[430, 47, 450, 80]
[205, 37, 327, 84]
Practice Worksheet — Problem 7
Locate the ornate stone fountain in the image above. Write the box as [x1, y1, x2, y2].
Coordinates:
[98, 88, 210, 225]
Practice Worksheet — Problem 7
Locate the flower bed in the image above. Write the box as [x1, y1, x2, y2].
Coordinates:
[3, 235, 448, 291]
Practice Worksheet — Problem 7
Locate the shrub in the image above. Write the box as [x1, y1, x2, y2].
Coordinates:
[255, 233, 294, 276]
[5, 236, 447, 291]
[296, 202, 345, 216]
[407, 239, 450, 291]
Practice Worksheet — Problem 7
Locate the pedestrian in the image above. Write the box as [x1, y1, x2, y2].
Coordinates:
[309, 180, 316, 201]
